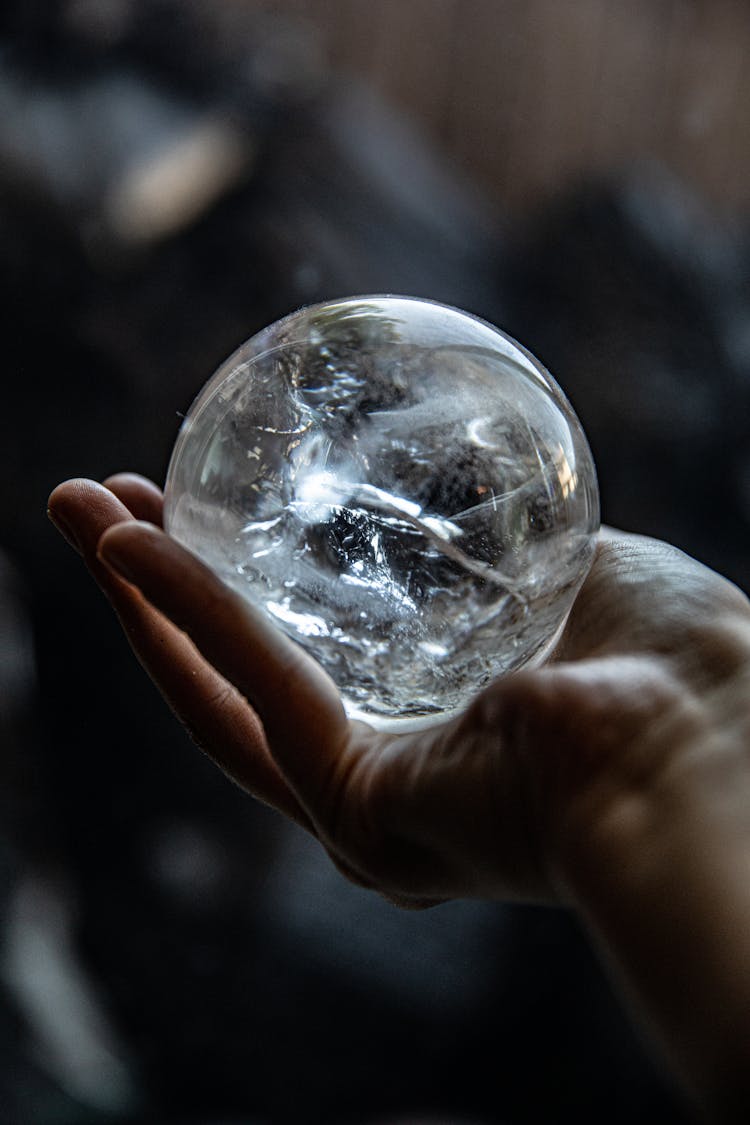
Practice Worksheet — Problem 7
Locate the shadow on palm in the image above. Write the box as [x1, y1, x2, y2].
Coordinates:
[48, 474, 748, 908]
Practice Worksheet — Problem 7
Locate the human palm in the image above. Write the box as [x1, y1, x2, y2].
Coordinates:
[47, 474, 750, 912]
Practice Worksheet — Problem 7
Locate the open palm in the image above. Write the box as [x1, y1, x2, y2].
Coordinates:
[48, 473, 750, 1116]
[48, 474, 750, 908]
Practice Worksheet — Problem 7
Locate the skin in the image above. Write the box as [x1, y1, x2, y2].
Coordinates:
[48, 474, 750, 1120]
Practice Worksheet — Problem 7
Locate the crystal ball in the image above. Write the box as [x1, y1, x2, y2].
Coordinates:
[164, 296, 599, 730]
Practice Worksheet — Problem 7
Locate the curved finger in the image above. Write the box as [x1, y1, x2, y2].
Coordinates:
[97, 520, 361, 823]
[49, 477, 132, 557]
[103, 472, 164, 527]
[48, 480, 310, 828]
[555, 528, 750, 669]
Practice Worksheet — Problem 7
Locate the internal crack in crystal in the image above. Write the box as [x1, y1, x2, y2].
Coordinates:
[164, 297, 599, 728]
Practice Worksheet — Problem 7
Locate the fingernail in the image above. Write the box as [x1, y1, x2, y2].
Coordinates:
[47, 508, 81, 554]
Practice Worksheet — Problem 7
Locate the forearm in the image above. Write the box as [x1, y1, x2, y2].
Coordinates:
[562, 665, 750, 1120]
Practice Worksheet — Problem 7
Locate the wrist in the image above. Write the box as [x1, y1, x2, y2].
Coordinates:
[552, 652, 750, 1119]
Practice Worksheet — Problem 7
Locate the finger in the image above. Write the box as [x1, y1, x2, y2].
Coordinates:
[49, 476, 132, 557]
[48, 480, 310, 828]
[103, 473, 164, 527]
[556, 527, 748, 668]
[97, 520, 360, 823]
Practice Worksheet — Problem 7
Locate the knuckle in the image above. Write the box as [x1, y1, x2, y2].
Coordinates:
[317, 744, 405, 890]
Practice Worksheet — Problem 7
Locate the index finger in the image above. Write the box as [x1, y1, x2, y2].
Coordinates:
[49, 479, 310, 826]
[98, 521, 360, 820]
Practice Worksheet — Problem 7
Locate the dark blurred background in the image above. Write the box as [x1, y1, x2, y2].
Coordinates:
[0, 1, 748, 1122]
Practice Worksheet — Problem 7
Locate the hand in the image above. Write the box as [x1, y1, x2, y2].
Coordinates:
[46, 474, 750, 905]
[48, 474, 750, 1115]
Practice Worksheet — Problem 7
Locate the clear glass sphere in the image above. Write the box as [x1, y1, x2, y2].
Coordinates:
[164, 296, 599, 730]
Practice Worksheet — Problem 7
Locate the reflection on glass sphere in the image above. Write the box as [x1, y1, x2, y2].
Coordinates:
[164, 296, 599, 729]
